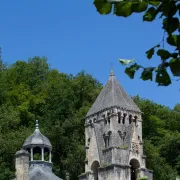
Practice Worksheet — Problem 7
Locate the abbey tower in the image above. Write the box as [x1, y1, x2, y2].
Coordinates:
[79, 71, 153, 180]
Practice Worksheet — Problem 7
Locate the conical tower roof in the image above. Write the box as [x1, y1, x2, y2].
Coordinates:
[23, 120, 52, 148]
[86, 71, 141, 117]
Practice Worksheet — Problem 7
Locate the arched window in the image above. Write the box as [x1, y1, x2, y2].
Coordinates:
[93, 118, 96, 123]
[102, 114, 105, 119]
[123, 113, 126, 124]
[103, 134, 107, 148]
[118, 112, 121, 124]
[91, 161, 100, 180]
[118, 130, 122, 139]
[107, 131, 112, 146]
[129, 159, 140, 180]
[118, 131, 126, 143]
[134, 116, 138, 125]
[33, 146, 41, 160]
[44, 147, 49, 161]
[104, 119, 107, 125]
[88, 138, 90, 146]
[129, 114, 132, 124]
[123, 132, 126, 142]
[102, 114, 107, 125]
[107, 112, 111, 124]
[26, 147, 30, 153]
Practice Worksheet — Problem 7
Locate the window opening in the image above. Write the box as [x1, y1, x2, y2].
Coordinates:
[129, 114, 132, 124]
[123, 113, 126, 124]
[107, 112, 111, 124]
[118, 112, 121, 124]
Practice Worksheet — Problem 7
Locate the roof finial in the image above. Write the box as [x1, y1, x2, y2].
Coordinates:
[110, 69, 115, 76]
[36, 120, 39, 130]
[110, 62, 114, 76]
[110, 62, 115, 76]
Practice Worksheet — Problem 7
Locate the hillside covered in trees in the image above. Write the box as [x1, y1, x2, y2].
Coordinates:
[0, 57, 179, 180]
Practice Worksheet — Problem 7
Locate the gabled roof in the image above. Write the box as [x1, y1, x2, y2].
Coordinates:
[86, 71, 141, 117]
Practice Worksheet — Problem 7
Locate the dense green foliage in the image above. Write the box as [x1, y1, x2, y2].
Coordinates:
[0, 57, 179, 180]
[134, 96, 180, 180]
[0, 57, 102, 180]
[94, 0, 180, 86]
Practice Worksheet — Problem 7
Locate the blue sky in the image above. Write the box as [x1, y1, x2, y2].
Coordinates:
[0, 0, 179, 108]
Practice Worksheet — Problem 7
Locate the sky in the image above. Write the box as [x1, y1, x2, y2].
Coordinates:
[0, 0, 179, 108]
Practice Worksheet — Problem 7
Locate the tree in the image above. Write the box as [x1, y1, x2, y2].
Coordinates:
[0, 57, 102, 179]
[144, 140, 177, 180]
[0, 57, 179, 179]
[133, 96, 180, 179]
[93, 0, 180, 86]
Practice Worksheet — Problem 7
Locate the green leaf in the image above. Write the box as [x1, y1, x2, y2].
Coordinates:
[163, 18, 179, 34]
[119, 58, 134, 65]
[125, 63, 141, 79]
[141, 67, 155, 81]
[167, 35, 180, 49]
[115, 2, 132, 17]
[156, 68, 171, 86]
[94, 0, 112, 15]
[171, 53, 178, 58]
[146, 48, 155, 59]
[162, 2, 177, 17]
[131, 2, 148, 13]
[146, 44, 160, 59]
[157, 49, 171, 61]
[143, 7, 157, 22]
[169, 58, 180, 76]
[167, 35, 176, 47]
[149, 1, 160, 7]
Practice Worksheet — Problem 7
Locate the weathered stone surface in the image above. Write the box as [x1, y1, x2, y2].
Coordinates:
[79, 72, 153, 180]
[14, 121, 63, 180]
[15, 150, 30, 180]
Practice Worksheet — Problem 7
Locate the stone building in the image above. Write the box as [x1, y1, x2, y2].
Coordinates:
[14, 120, 63, 180]
[79, 71, 153, 180]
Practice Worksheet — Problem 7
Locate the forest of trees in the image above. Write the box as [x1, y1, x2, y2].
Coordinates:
[0, 57, 179, 180]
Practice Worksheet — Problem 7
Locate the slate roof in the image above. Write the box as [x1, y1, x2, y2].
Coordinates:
[29, 165, 62, 180]
[14, 165, 62, 180]
[23, 120, 52, 148]
[86, 71, 141, 117]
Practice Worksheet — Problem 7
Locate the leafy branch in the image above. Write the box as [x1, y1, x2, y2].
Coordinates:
[94, 0, 180, 86]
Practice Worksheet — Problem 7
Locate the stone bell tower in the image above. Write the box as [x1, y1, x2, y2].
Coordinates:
[79, 71, 153, 180]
